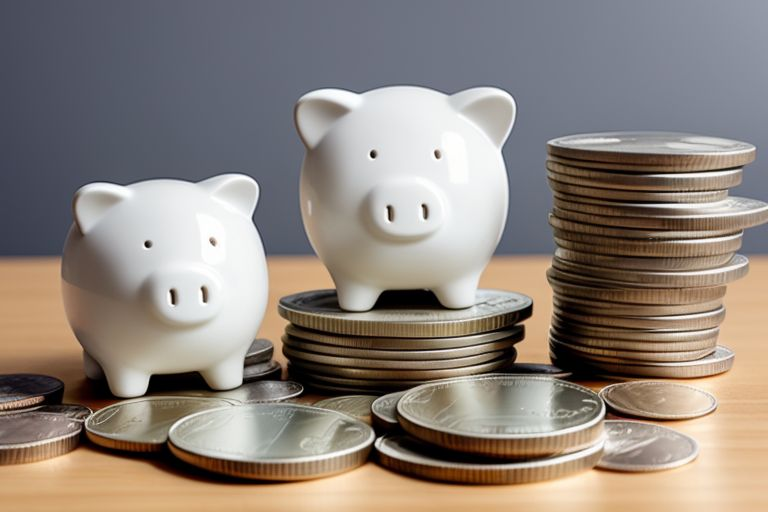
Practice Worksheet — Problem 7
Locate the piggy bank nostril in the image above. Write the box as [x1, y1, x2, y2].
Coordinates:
[386, 205, 395, 223]
[421, 204, 429, 221]
[168, 289, 178, 307]
[200, 286, 209, 304]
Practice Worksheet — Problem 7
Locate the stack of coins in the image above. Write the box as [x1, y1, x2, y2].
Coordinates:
[375, 375, 606, 484]
[278, 289, 532, 393]
[545, 132, 768, 378]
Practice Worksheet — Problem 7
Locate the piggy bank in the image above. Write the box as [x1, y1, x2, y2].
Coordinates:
[294, 85, 516, 311]
[61, 174, 268, 397]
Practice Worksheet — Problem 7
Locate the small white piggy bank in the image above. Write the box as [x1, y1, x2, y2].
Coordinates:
[61, 174, 268, 397]
[295, 86, 516, 311]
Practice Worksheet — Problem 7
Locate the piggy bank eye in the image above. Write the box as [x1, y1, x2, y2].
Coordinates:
[369, 149, 378, 160]
[433, 149, 443, 160]
[143, 240, 153, 249]
[208, 237, 218, 247]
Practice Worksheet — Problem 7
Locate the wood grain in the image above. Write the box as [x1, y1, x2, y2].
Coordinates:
[0, 256, 766, 511]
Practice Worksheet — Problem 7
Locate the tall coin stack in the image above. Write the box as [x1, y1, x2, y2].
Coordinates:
[278, 289, 532, 393]
[545, 132, 768, 378]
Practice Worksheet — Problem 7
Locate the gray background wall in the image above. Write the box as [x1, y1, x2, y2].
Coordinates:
[2, 0, 767, 256]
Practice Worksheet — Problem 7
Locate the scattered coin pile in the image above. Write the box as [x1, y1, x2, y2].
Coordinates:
[374, 375, 606, 484]
[545, 132, 768, 378]
[277, 289, 533, 393]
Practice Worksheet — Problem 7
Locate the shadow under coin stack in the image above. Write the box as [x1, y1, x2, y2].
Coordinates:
[277, 289, 532, 393]
[545, 132, 768, 378]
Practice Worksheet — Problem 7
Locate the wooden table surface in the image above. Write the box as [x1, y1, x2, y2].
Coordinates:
[1, 255, 766, 511]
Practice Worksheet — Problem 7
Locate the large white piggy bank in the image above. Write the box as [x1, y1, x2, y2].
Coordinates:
[61, 174, 268, 398]
[294, 86, 516, 311]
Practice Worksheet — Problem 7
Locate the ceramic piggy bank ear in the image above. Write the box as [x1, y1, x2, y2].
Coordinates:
[294, 89, 362, 149]
[199, 174, 260, 217]
[449, 87, 517, 148]
[73, 183, 132, 235]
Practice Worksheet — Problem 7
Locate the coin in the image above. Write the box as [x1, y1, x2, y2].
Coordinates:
[85, 396, 235, 452]
[553, 294, 723, 316]
[371, 391, 406, 432]
[284, 344, 512, 370]
[554, 247, 734, 272]
[495, 363, 572, 379]
[550, 317, 720, 342]
[288, 353, 516, 381]
[548, 179, 729, 203]
[597, 420, 699, 471]
[0, 374, 65, 411]
[553, 306, 726, 331]
[549, 337, 715, 363]
[549, 213, 742, 240]
[552, 197, 768, 231]
[160, 380, 304, 404]
[278, 289, 533, 338]
[0, 412, 83, 464]
[0, 404, 93, 422]
[552, 254, 748, 288]
[547, 132, 756, 170]
[244, 338, 274, 366]
[548, 153, 740, 173]
[599, 382, 717, 420]
[546, 161, 743, 191]
[313, 395, 377, 424]
[167, 403, 375, 481]
[242, 360, 282, 382]
[375, 433, 604, 485]
[287, 367, 419, 393]
[551, 345, 734, 378]
[284, 324, 524, 351]
[396, 375, 604, 459]
[552, 233, 742, 258]
[282, 332, 524, 361]
[549, 327, 718, 352]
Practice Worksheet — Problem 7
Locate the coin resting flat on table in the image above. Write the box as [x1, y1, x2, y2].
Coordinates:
[597, 420, 699, 472]
[599, 381, 717, 420]
[0, 412, 84, 465]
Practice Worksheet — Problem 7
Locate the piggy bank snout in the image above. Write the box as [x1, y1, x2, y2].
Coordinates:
[143, 265, 223, 326]
[364, 178, 446, 240]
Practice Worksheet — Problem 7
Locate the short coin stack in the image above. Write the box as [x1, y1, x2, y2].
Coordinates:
[545, 132, 768, 378]
[278, 289, 532, 393]
[375, 375, 606, 484]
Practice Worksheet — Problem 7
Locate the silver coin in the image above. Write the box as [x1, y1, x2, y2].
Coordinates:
[549, 181, 729, 203]
[554, 247, 735, 272]
[550, 317, 720, 342]
[552, 254, 749, 288]
[549, 213, 742, 241]
[371, 391, 406, 432]
[85, 396, 236, 452]
[278, 289, 533, 338]
[547, 132, 755, 170]
[0, 403, 93, 422]
[167, 403, 375, 481]
[546, 161, 743, 191]
[553, 197, 768, 232]
[597, 420, 699, 471]
[549, 327, 718, 352]
[495, 362, 572, 379]
[599, 382, 717, 420]
[313, 395, 377, 424]
[397, 375, 604, 459]
[549, 338, 715, 364]
[282, 332, 524, 361]
[551, 345, 734, 379]
[242, 360, 282, 382]
[284, 344, 512, 370]
[244, 338, 274, 366]
[0, 412, 83, 465]
[0, 374, 65, 411]
[161, 380, 304, 404]
[552, 306, 726, 331]
[375, 433, 605, 485]
[553, 229, 744, 257]
[553, 294, 723, 316]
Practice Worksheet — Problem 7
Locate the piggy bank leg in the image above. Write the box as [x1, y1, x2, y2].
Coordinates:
[102, 364, 152, 398]
[433, 275, 480, 309]
[200, 356, 245, 391]
[83, 351, 105, 380]
[334, 279, 382, 312]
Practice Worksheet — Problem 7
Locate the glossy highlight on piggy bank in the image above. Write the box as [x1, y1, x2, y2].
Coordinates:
[295, 85, 516, 311]
[61, 174, 268, 398]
